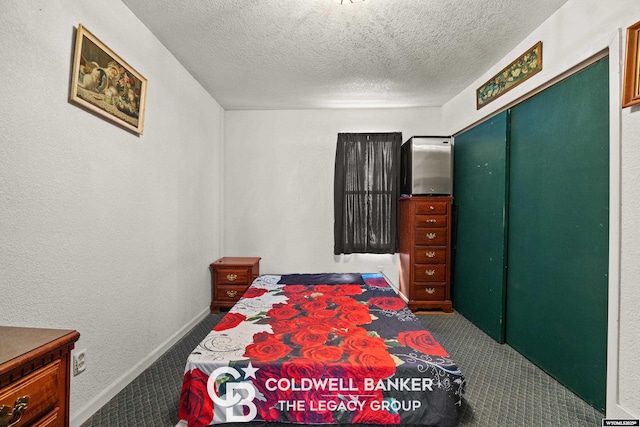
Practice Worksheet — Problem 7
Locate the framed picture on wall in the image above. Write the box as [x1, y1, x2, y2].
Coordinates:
[622, 21, 640, 108]
[70, 24, 148, 134]
[476, 42, 542, 109]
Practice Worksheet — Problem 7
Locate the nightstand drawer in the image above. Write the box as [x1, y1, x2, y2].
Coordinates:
[215, 269, 250, 285]
[0, 361, 60, 427]
[216, 285, 248, 302]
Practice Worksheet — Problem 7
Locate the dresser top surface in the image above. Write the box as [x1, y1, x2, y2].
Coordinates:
[0, 326, 79, 367]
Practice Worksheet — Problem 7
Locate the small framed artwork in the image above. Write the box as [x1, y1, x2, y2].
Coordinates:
[622, 21, 640, 108]
[70, 24, 147, 134]
[476, 41, 543, 109]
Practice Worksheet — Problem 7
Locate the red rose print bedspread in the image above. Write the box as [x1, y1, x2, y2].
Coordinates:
[177, 274, 465, 427]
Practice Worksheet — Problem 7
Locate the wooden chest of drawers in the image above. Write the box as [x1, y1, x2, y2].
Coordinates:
[210, 257, 261, 312]
[0, 327, 80, 427]
[399, 196, 453, 312]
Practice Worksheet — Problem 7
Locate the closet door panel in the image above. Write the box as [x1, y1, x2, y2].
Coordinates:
[452, 110, 509, 343]
[505, 58, 609, 411]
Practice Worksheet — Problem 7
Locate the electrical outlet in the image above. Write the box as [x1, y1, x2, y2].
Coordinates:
[73, 349, 86, 376]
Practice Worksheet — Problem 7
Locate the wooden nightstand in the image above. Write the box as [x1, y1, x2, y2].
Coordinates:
[0, 326, 80, 427]
[210, 257, 261, 312]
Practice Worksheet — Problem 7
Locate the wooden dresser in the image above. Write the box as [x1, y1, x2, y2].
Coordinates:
[0, 327, 80, 427]
[399, 196, 453, 312]
[210, 257, 261, 312]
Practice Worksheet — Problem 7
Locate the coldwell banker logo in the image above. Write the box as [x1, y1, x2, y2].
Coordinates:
[207, 364, 259, 422]
[206, 362, 431, 422]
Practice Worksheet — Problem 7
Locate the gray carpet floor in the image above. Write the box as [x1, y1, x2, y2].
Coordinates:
[80, 312, 604, 427]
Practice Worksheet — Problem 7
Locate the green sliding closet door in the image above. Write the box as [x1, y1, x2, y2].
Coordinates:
[505, 58, 609, 411]
[452, 111, 509, 343]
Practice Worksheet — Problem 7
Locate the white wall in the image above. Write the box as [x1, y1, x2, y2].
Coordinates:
[440, 0, 640, 418]
[619, 88, 640, 419]
[223, 107, 442, 286]
[0, 1, 223, 425]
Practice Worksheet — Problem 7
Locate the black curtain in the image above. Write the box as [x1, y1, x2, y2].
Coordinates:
[334, 132, 402, 255]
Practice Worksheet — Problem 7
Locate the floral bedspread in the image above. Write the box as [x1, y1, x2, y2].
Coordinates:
[177, 274, 465, 427]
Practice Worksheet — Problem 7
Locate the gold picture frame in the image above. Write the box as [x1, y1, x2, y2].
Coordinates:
[476, 41, 543, 109]
[70, 24, 147, 134]
[622, 21, 640, 108]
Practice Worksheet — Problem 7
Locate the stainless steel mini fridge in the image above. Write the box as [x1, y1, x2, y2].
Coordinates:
[400, 136, 453, 195]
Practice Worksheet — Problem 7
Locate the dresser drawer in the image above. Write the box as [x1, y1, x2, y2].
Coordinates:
[0, 360, 60, 427]
[36, 408, 61, 427]
[415, 214, 447, 228]
[215, 269, 250, 285]
[216, 285, 248, 302]
[415, 228, 447, 246]
[414, 247, 447, 264]
[414, 264, 446, 282]
[415, 201, 448, 215]
[414, 284, 446, 301]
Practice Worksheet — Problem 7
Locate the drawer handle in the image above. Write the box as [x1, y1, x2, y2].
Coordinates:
[425, 269, 436, 276]
[425, 251, 436, 258]
[429, 205, 435, 210]
[226, 274, 238, 282]
[226, 290, 238, 298]
[425, 219, 437, 223]
[425, 288, 436, 294]
[426, 232, 437, 240]
[0, 396, 30, 427]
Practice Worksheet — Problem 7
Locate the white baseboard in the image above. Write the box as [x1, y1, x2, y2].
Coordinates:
[397, 291, 409, 303]
[70, 307, 211, 427]
[380, 271, 404, 299]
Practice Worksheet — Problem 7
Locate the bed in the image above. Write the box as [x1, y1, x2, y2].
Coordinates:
[177, 273, 465, 427]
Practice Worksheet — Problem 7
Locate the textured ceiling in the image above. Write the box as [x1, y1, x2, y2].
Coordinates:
[122, 0, 569, 110]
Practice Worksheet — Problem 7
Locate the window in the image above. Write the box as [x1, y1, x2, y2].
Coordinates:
[334, 132, 402, 254]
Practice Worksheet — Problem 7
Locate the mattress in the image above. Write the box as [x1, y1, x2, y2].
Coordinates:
[177, 273, 465, 427]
